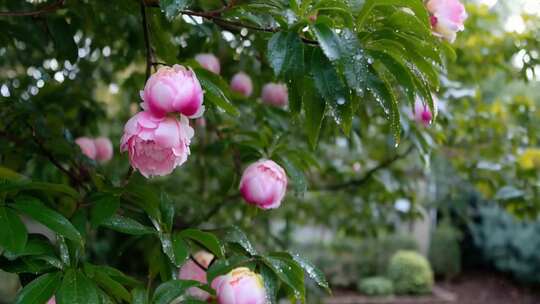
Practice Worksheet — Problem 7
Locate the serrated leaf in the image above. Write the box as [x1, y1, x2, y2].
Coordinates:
[267, 32, 304, 113]
[311, 49, 352, 134]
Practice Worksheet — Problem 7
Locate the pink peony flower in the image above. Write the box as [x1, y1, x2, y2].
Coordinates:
[94, 137, 113, 163]
[120, 111, 194, 178]
[427, 0, 468, 43]
[141, 64, 204, 118]
[239, 159, 287, 209]
[178, 251, 214, 300]
[75, 137, 97, 160]
[212, 267, 266, 304]
[414, 97, 433, 127]
[261, 83, 288, 107]
[47, 297, 56, 304]
[230, 72, 253, 97]
[195, 53, 221, 75]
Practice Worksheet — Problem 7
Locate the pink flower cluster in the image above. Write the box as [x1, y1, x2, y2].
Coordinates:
[75, 136, 113, 163]
[178, 253, 267, 304]
[121, 64, 204, 178]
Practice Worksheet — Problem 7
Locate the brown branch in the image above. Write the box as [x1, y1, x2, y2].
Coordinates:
[321, 145, 415, 191]
[140, 0, 154, 80]
[26, 125, 84, 186]
[0, 0, 65, 17]
[146, 2, 318, 45]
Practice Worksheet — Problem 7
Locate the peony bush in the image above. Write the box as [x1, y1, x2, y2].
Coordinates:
[0, 0, 469, 303]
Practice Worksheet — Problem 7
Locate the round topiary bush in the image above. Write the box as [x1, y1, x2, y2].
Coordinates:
[388, 250, 434, 295]
[358, 276, 394, 296]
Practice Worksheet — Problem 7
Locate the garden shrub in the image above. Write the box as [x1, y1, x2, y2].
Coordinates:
[358, 234, 419, 277]
[388, 250, 434, 295]
[429, 222, 462, 280]
[470, 204, 540, 283]
[357, 276, 394, 296]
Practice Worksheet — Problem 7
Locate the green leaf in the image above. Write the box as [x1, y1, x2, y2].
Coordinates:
[92, 265, 142, 287]
[357, 0, 429, 29]
[260, 264, 279, 304]
[0, 181, 79, 198]
[180, 229, 225, 258]
[160, 0, 190, 20]
[15, 272, 62, 304]
[366, 71, 401, 144]
[56, 269, 100, 304]
[0, 206, 27, 253]
[47, 17, 78, 62]
[267, 32, 305, 113]
[90, 193, 120, 227]
[3, 236, 55, 259]
[261, 256, 305, 302]
[152, 280, 201, 304]
[288, 252, 330, 293]
[172, 232, 189, 266]
[11, 197, 82, 243]
[195, 68, 240, 116]
[303, 77, 326, 149]
[312, 22, 341, 62]
[311, 49, 352, 134]
[132, 287, 149, 304]
[92, 268, 132, 302]
[159, 192, 174, 233]
[278, 157, 307, 194]
[221, 226, 258, 256]
[101, 215, 155, 235]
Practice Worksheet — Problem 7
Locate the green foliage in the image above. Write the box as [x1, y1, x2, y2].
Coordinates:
[428, 222, 462, 280]
[388, 250, 433, 295]
[470, 204, 540, 284]
[357, 276, 394, 296]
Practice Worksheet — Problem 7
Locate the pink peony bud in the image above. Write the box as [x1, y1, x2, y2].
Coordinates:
[141, 64, 204, 118]
[261, 83, 288, 107]
[195, 53, 221, 75]
[75, 137, 97, 160]
[178, 251, 214, 300]
[120, 111, 194, 178]
[414, 98, 433, 127]
[239, 159, 287, 210]
[47, 297, 56, 304]
[427, 0, 468, 43]
[230, 72, 253, 97]
[94, 137, 113, 163]
[212, 267, 266, 304]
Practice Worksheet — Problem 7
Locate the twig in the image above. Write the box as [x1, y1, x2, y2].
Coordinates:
[140, 0, 154, 80]
[190, 254, 208, 270]
[0, 0, 64, 17]
[145, 3, 318, 45]
[321, 145, 415, 191]
[26, 125, 84, 186]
